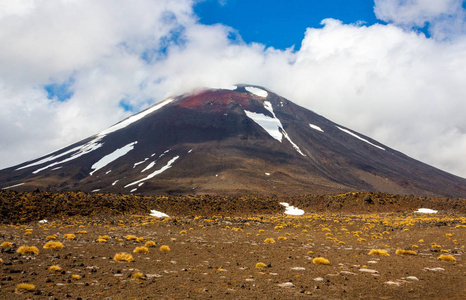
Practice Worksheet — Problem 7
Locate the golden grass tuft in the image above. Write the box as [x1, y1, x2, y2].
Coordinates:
[63, 234, 76, 240]
[437, 254, 456, 262]
[46, 235, 57, 240]
[75, 230, 87, 234]
[126, 235, 137, 241]
[255, 262, 267, 268]
[0, 241, 13, 247]
[278, 236, 287, 241]
[43, 241, 64, 249]
[71, 274, 81, 280]
[113, 252, 134, 262]
[17, 245, 39, 255]
[313, 257, 330, 265]
[159, 245, 171, 252]
[16, 283, 35, 292]
[368, 249, 390, 256]
[395, 249, 417, 255]
[180, 230, 187, 234]
[133, 246, 149, 254]
[264, 238, 276, 243]
[48, 265, 62, 272]
[145, 241, 156, 247]
[131, 272, 144, 279]
[96, 238, 107, 243]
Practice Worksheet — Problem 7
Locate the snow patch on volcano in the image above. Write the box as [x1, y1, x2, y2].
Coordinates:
[337, 126, 385, 150]
[90, 141, 137, 175]
[245, 101, 305, 156]
[245, 86, 268, 98]
[99, 98, 173, 136]
[310, 124, 324, 132]
[125, 156, 180, 188]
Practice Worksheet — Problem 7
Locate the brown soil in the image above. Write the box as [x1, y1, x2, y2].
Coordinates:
[0, 191, 465, 299]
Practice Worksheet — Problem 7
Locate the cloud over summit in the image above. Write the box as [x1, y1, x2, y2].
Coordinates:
[1, 0, 466, 178]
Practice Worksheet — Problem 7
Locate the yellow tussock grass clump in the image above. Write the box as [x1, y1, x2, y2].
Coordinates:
[49, 265, 62, 272]
[71, 274, 81, 280]
[75, 230, 87, 234]
[113, 252, 134, 262]
[99, 235, 110, 240]
[278, 236, 287, 241]
[259, 229, 265, 233]
[136, 237, 144, 242]
[418, 239, 424, 243]
[255, 262, 267, 268]
[264, 238, 276, 243]
[96, 238, 107, 243]
[368, 249, 390, 256]
[437, 254, 456, 262]
[0, 241, 13, 247]
[313, 257, 330, 265]
[16, 283, 35, 292]
[395, 249, 417, 255]
[133, 246, 149, 254]
[180, 230, 187, 234]
[445, 233, 453, 237]
[46, 235, 57, 240]
[126, 235, 137, 241]
[63, 234, 75, 240]
[160, 245, 171, 252]
[17, 245, 39, 255]
[440, 249, 449, 253]
[145, 241, 156, 247]
[43, 241, 64, 249]
[307, 251, 314, 255]
[357, 238, 367, 242]
[131, 272, 144, 279]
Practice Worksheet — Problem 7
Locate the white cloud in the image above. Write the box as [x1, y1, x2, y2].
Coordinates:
[1, 0, 466, 180]
[374, 0, 466, 39]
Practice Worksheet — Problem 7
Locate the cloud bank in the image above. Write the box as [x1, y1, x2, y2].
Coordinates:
[1, 0, 466, 178]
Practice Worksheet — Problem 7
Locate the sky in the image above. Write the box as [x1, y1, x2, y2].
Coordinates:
[1, 0, 466, 178]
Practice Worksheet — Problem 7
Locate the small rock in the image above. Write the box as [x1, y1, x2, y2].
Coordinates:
[406, 276, 419, 281]
[277, 282, 295, 288]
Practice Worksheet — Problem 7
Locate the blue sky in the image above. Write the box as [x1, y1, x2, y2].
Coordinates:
[0, 0, 466, 178]
[195, 0, 382, 49]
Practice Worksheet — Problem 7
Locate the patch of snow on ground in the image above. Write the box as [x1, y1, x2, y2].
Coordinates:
[337, 126, 385, 150]
[16, 144, 85, 170]
[125, 156, 180, 188]
[91, 189, 100, 192]
[90, 141, 137, 175]
[105, 170, 111, 174]
[99, 98, 173, 136]
[150, 210, 169, 218]
[245, 86, 268, 98]
[279, 202, 305, 216]
[415, 208, 438, 213]
[112, 180, 119, 186]
[188, 149, 193, 153]
[2, 182, 25, 190]
[51, 167, 62, 170]
[265, 173, 270, 176]
[130, 188, 137, 193]
[310, 124, 324, 132]
[141, 161, 156, 172]
[39, 219, 47, 224]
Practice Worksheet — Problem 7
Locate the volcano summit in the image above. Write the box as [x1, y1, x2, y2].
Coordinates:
[1, 85, 466, 197]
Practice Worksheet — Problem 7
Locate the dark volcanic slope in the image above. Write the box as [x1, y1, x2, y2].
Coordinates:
[1, 85, 466, 197]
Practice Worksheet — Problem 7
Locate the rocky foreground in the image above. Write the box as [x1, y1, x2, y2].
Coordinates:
[0, 191, 465, 299]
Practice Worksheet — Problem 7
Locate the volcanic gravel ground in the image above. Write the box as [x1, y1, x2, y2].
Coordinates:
[1, 209, 465, 299]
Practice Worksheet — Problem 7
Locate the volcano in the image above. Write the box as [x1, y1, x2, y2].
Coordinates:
[1, 85, 466, 197]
